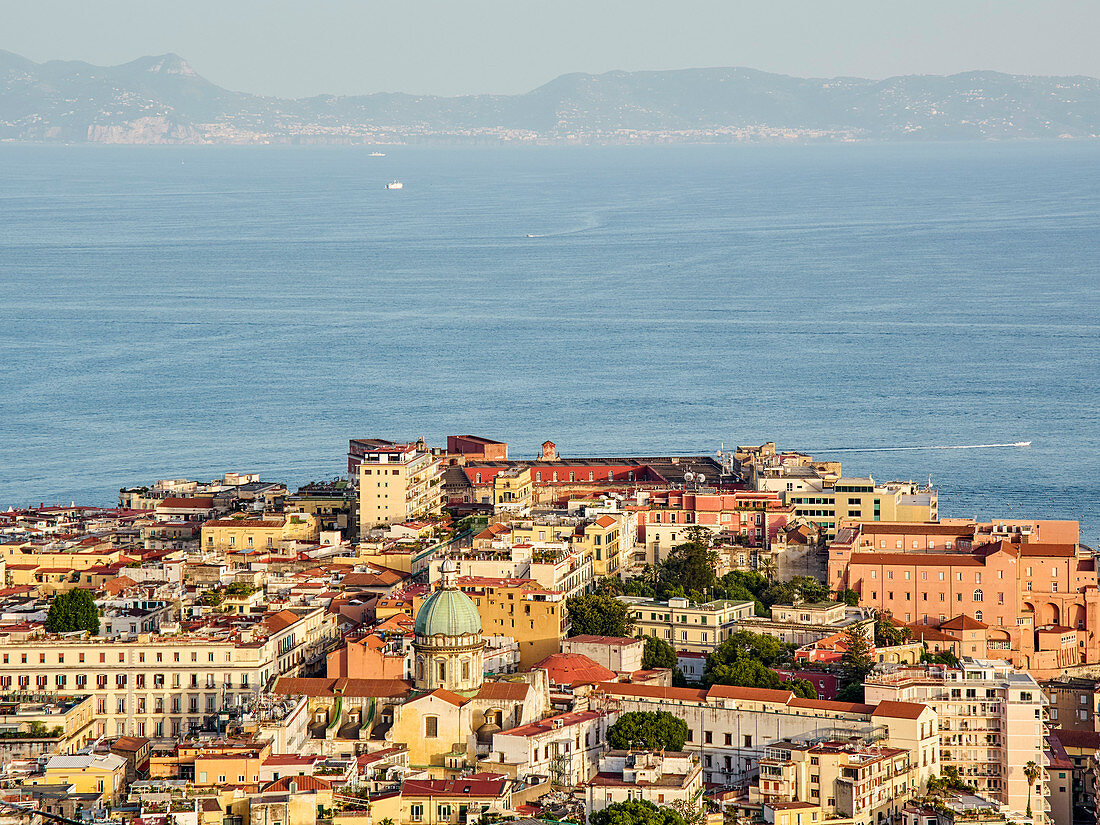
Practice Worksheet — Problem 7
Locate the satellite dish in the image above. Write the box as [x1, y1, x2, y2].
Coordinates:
[684, 472, 695, 482]
[697, 474, 706, 485]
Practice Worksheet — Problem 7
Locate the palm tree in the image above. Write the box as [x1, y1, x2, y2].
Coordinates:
[1023, 760, 1040, 817]
[758, 555, 777, 581]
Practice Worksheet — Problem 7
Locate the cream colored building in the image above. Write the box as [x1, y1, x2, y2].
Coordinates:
[597, 681, 938, 790]
[864, 658, 1048, 821]
[0, 606, 338, 740]
[621, 595, 757, 654]
[201, 513, 319, 553]
[751, 738, 921, 825]
[357, 440, 445, 530]
[586, 750, 702, 816]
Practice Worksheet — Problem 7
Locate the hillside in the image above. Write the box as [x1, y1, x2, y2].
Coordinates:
[2, 50, 1099, 144]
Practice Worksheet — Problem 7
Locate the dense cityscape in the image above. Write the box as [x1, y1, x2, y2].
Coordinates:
[0, 435, 1095, 825]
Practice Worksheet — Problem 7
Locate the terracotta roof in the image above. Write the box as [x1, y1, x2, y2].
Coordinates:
[272, 677, 412, 698]
[402, 775, 508, 798]
[262, 610, 300, 633]
[341, 570, 406, 588]
[909, 625, 961, 643]
[872, 700, 930, 720]
[1019, 543, 1077, 558]
[1051, 728, 1100, 750]
[857, 523, 973, 536]
[787, 698, 874, 714]
[499, 710, 603, 738]
[476, 682, 530, 701]
[421, 688, 470, 706]
[940, 615, 988, 631]
[262, 776, 331, 793]
[594, 515, 617, 528]
[707, 685, 796, 704]
[534, 653, 616, 686]
[597, 682, 709, 703]
[111, 736, 149, 752]
[157, 497, 214, 509]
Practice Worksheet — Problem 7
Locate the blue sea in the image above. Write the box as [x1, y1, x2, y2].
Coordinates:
[1, 143, 1098, 543]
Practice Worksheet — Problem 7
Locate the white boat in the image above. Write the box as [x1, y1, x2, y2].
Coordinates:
[385, 181, 403, 190]
[1014, 441, 1032, 447]
[369, 152, 386, 157]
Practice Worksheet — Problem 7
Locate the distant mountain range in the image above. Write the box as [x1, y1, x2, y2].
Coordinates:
[3, 49, 1100, 144]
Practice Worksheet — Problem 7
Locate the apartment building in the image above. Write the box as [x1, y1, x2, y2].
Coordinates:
[586, 751, 702, 816]
[1041, 676, 1100, 731]
[0, 606, 338, 740]
[863, 659, 1048, 818]
[352, 438, 445, 530]
[433, 537, 594, 601]
[620, 595, 756, 654]
[487, 709, 606, 786]
[596, 681, 938, 789]
[750, 738, 921, 825]
[829, 534, 1100, 675]
[201, 513, 320, 553]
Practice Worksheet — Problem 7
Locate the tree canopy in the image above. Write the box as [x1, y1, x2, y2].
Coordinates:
[606, 711, 689, 752]
[590, 800, 686, 825]
[840, 622, 875, 684]
[702, 630, 815, 697]
[45, 588, 100, 634]
[656, 526, 719, 601]
[873, 610, 913, 646]
[567, 594, 635, 638]
[641, 635, 678, 670]
[835, 588, 860, 607]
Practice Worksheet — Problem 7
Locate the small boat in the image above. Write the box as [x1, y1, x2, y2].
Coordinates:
[369, 152, 386, 157]
[1014, 441, 1032, 447]
[385, 181, 403, 190]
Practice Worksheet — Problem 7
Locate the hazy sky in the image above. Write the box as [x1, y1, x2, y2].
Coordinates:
[6, 1, 1099, 98]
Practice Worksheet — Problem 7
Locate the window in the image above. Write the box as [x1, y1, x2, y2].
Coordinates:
[973, 589, 983, 602]
[425, 716, 438, 738]
[974, 611, 983, 622]
[410, 806, 424, 823]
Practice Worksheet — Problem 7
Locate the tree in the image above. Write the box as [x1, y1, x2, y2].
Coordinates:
[835, 588, 860, 607]
[595, 577, 624, 597]
[839, 623, 875, 684]
[606, 711, 688, 752]
[758, 556, 777, 582]
[567, 594, 635, 638]
[668, 800, 706, 825]
[642, 636, 678, 671]
[873, 610, 912, 646]
[707, 630, 793, 671]
[200, 590, 223, 606]
[1023, 760, 1040, 817]
[657, 526, 719, 600]
[590, 800, 686, 825]
[45, 588, 100, 634]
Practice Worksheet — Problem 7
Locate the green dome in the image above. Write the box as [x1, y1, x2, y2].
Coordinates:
[414, 585, 482, 637]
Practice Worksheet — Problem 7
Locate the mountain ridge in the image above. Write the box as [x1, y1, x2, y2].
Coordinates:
[3, 49, 1099, 144]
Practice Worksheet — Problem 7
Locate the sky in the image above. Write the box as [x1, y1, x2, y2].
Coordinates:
[5, 0, 1100, 98]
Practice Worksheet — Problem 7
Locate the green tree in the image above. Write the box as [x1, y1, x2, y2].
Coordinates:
[567, 594, 635, 638]
[606, 711, 688, 752]
[834, 588, 860, 607]
[706, 630, 793, 672]
[45, 588, 100, 634]
[839, 623, 875, 684]
[783, 678, 819, 700]
[873, 610, 912, 646]
[920, 647, 959, 667]
[595, 577, 624, 597]
[200, 590, 223, 606]
[642, 636, 678, 670]
[667, 800, 705, 825]
[590, 800, 686, 825]
[1023, 760, 1040, 817]
[657, 526, 718, 600]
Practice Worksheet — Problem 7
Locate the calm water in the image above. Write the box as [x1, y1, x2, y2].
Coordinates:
[1, 143, 1098, 542]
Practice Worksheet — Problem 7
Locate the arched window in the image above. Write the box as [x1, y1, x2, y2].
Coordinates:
[973, 589, 983, 602]
[974, 611, 983, 622]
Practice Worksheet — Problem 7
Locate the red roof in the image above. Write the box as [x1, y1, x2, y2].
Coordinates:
[567, 634, 641, 646]
[262, 776, 331, 793]
[402, 775, 508, 798]
[534, 653, 616, 686]
[499, 710, 603, 738]
[157, 497, 214, 509]
[871, 700, 930, 720]
[940, 615, 988, 631]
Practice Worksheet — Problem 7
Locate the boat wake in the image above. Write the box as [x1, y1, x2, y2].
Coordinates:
[525, 214, 603, 238]
[815, 442, 1032, 453]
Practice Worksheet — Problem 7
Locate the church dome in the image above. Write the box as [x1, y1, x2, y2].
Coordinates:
[414, 559, 482, 637]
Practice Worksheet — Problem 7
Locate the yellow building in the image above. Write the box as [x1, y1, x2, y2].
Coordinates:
[201, 513, 320, 553]
[573, 515, 622, 577]
[624, 595, 757, 654]
[33, 752, 127, 804]
[0, 694, 96, 756]
[356, 440, 444, 531]
[492, 468, 533, 513]
[789, 478, 936, 540]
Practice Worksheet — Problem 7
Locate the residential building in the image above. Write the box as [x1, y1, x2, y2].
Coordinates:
[398, 774, 515, 825]
[863, 659, 1048, 818]
[586, 750, 702, 816]
[596, 681, 938, 789]
[353, 439, 445, 530]
[30, 752, 127, 804]
[749, 738, 921, 825]
[1041, 676, 1100, 732]
[561, 636, 644, 673]
[486, 709, 606, 785]
[620, 595, 756, 654]
[0, 693, 96, 757]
